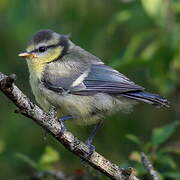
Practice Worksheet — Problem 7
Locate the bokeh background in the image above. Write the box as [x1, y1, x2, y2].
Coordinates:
[0, 0, 180, 179]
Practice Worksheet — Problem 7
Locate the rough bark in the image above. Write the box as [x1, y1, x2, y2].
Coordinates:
[141, 153, 160, 180]
[0, 72, 139, 180]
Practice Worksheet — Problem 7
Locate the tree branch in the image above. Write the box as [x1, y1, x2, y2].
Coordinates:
[0, 72, 139, 180]
[141, 152, 160, 180]
[32, 170, 69, 180]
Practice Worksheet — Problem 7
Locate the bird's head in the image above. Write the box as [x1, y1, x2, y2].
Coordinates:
[19, 29, 70, 64]
[19, 29, 70, 78]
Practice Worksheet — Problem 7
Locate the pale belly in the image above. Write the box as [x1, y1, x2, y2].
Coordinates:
[30, 78, 133, 126]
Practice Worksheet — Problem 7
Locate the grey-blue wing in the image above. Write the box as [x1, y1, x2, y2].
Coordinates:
[43, 63, 143, 94]
[70, 64, 169, 107]
[71, 64, 144, 95]
[43, 63, 169, 107]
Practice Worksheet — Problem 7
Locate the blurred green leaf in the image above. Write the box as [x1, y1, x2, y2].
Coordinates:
[123, 32, 148, 61]
[126, 134, 142, 148]
[157, 154, 177, 169]
[39, 146, 60, 167]
[151, 121, 180, 147]
[172, 53, 180, 72]
[172, 1, 180, 14]
[141, 0, 165, 26]
[107, 10, 132, 34]
[115, 10, 132, 23]
[0, 0, 9, 11]
[143, 142, 153, 152]
[16, 153, 38, 169]
[133, 163, 147, 176]
[140, 39, 160, 60]
[141, 0, 163, 17]
[158, 143, 180, 155]
[164, 171, 180, 180]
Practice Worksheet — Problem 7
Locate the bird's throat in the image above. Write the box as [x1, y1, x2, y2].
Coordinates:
[27, 61, 46, 80]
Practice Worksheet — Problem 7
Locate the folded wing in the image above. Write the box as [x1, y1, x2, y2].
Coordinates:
[70, 64, 144, 95]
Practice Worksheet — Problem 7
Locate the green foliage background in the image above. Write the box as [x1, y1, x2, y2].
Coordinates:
[0, 0, 179, 179]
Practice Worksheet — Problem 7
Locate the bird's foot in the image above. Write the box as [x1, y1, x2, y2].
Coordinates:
[58, 115, 73, 133]
[81, 140, 95, 163]
[84, 139, 95, 159]
[82, 121, 103, 160]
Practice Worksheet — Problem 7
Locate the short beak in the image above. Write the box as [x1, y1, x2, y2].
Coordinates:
[18, 52, 37, 58]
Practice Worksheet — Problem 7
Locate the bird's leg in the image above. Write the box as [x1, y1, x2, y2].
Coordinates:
[58, 115, 73, 132]
[48, 106, 73, 133]
[85, 120, 103, 158]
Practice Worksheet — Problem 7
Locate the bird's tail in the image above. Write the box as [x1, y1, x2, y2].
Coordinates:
[122, 91, 170, 108]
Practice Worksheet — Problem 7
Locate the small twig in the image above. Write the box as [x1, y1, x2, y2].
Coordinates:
[141, 152, 160, 180]
[0, 72, 139, 180]
[32, 170, 70, 180]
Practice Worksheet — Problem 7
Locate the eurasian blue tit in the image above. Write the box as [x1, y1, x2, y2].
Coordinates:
[19, 29, 169, 150]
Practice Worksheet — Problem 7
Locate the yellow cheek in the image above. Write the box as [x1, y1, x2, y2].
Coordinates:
[28, 47, 62, 79]
[42, 47, 62, 63]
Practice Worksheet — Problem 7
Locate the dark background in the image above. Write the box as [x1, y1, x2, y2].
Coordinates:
[0, 0, 179, 179]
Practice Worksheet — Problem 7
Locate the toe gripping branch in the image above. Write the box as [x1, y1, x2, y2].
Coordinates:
[58, 115, 73, 132]
[84, 120, 103, 159]
[58, 116, 103, 159]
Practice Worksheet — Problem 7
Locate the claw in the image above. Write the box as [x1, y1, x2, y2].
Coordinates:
[85, 140, 95, 159]
[58, 115, 73, 133]
[58, 117, 67, 132]
[83, 121, 103, 160]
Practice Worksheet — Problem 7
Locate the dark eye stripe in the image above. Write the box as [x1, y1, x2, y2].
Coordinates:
[29, 35, 69, 59]
[30, 43, 60, 53]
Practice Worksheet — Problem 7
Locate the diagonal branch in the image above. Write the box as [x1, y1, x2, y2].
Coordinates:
[0, 72, 139, 180]
[141, 152, 160, 180]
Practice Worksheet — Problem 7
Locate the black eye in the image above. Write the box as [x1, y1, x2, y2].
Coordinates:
[38, 46, 47, 52]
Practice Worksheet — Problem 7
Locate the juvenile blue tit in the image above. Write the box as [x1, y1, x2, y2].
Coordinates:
[19, 29, 169, 149]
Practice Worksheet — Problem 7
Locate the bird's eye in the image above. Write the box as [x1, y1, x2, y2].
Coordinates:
[38, 46, 47, 53]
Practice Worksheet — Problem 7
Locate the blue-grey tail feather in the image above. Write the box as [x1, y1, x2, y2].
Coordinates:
[122, 91, 169, 108]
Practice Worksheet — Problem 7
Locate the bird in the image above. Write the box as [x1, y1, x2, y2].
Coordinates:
[19, 29, 169, 153]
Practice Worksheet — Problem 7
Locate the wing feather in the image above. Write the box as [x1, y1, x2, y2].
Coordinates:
[71, 64, 144, 95]
[43, 63, 144, 95]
